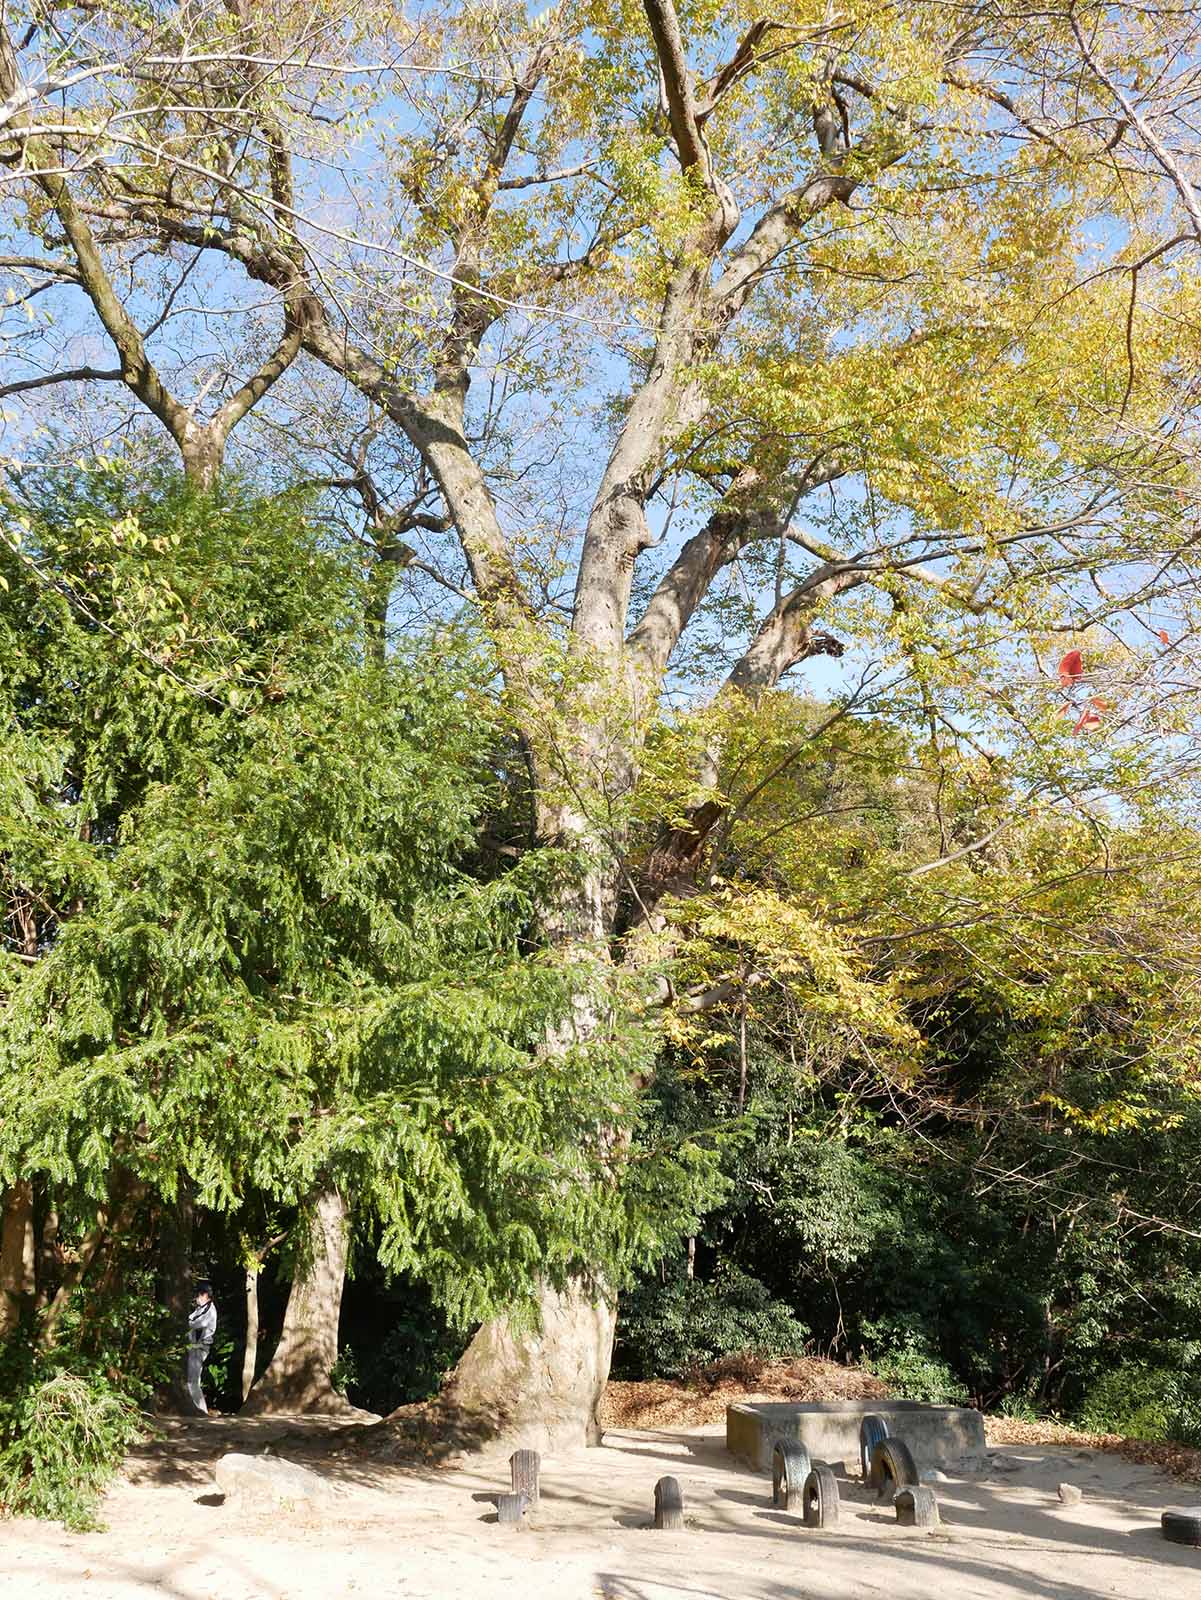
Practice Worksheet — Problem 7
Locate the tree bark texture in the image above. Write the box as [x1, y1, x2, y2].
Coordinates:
[0, 1181, 35, 1336]
[242, 1188, 350, 1415]
[445, 1280, 616, 1455]
[242, 1267, 259, 1404]
[158, 1179, 199, 1414]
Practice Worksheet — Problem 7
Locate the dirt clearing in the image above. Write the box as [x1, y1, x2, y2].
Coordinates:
[4, 1410, 1201, 1600]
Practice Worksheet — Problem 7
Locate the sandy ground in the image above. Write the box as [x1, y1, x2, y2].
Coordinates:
[4, 1416, 1201, 1600]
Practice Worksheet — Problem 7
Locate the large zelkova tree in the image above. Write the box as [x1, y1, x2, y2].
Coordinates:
[3, 0, 1201, 1445]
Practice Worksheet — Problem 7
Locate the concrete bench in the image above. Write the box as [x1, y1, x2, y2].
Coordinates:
[727, 1399, 986, 1474]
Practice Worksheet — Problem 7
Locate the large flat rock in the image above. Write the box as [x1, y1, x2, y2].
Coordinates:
[727, 1399, 986, 1474]
[214, 1451, 337, 1509]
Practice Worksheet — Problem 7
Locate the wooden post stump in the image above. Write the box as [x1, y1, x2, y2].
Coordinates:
[497, 1492, 527, 1525]
[654, 1476, 685, 1529]
[510, 1449, 540, 1509]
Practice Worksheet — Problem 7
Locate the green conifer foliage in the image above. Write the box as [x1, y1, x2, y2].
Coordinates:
[0, 471, 720, 1333]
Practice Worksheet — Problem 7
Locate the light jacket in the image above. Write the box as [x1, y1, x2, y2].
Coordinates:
[188, 1300, 217, 1347]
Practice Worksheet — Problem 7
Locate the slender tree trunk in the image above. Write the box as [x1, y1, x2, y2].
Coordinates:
[738, 997, 748, 1110]
[0, 1181, 35, 1336]
[365, 549, 397, 667]
[242, 1187, 350, 1415]
[159, 1179, 198, 1414]
[242, 1267, 259, 1404]
[34, 1193, 58, 1312]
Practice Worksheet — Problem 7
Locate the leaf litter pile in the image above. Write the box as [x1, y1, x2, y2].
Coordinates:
[985, 1414, 1201, 1484]
[599, 1354, 888, 1428]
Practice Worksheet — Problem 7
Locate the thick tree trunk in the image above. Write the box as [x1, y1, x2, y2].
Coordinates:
[445, 1281, 616, 1455]
[180, 426, 224, 491]
[0, 1181, 35, 1336]
[432, 600, 823, 1447]
[437, 811, 624, 1454]
[242, 1187, 350, 1415]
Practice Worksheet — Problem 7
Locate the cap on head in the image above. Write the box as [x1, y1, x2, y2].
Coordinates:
[195, 1280, 213, 1298]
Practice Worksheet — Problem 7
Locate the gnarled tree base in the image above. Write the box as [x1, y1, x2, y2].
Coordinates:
[379, 1280, 615, 1458]
[242, 1384, 371, 1419]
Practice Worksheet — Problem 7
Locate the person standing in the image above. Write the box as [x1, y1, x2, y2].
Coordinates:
[186, 1281, 217, 1415]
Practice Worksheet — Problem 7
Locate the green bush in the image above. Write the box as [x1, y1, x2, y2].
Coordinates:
[44, 1269, 177, 1398]
[861, 1321, 968, 1405]
[201, 1329, 241, 1404]
[330, 1345, 360, 1400]
[343, 1315, 469, 1413]
[0, 1349, 145, 1530]
[1077, 1362, 1201, 1445]
[995, 1390, 1043, 1423]
[614, 1264, 809, 1380]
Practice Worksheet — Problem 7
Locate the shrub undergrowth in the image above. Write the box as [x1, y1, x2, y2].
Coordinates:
[0, 1338, 146, 1530]
[614, 1264, 808, 1379]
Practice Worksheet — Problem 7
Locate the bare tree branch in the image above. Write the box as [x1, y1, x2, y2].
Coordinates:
[641, 0, 711, 178]
[0, 365, 122, 397]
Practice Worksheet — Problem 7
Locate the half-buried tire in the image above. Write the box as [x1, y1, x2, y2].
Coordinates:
[895, 1485, 940, 1528]
[772, 1439, 812, 1511]
[859, 1413, 890, 1480]
[802, 1464, 840, 1529]
[1163, 1508, 1201, 1546]
[869, 1437, 920, 1500]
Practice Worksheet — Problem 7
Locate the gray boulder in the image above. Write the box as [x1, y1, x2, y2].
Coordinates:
[214, 1451, 336, 1509]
